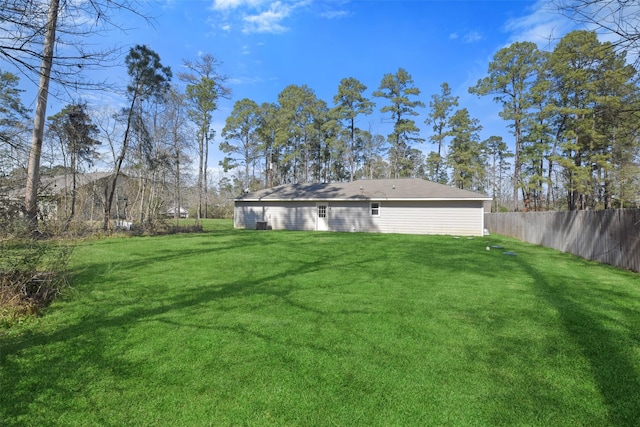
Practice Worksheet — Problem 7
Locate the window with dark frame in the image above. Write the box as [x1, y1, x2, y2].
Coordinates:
[318, 205, 327, 218]
[370, 202, 380, 216]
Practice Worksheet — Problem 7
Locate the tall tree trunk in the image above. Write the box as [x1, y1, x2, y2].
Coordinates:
[436, 137, 443, 183]
[492, 155, 497, 212]
[145, 168, 156, 227]
[138, 171, 146, 225]
[174, 132, 181, 225]
[196, 127, 204, 222]
[138, 108, 146, 225]
[349, 117, 355, 182]
[65, 155, 77, 231]
[104, 97, 137, 231]
[244, 141, 250, 189]
[512, 118, 522, 211]
[24, 0, 59, 229]
[204, 130, 209, 219]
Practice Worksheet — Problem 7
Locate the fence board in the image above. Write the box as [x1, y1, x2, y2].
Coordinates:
[485, 209, 640, 273]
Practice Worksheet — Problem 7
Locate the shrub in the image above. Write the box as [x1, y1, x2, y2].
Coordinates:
[0, 201, 30, 238]
[0, 237, 75, 326]
[145, 218, 204, 235]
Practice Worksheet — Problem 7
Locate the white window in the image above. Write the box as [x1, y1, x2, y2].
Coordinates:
[370, 202, 380, 216]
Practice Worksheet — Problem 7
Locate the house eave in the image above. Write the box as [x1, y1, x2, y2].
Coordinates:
[235, 197, 493, 202]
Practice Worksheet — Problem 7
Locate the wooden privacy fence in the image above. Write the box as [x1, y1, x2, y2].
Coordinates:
[484, 209, 640, 273]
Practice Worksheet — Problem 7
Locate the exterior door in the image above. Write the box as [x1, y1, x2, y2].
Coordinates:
[316, 203, 328, 231]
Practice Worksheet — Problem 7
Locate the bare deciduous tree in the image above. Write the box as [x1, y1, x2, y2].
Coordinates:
[555, 0, 640, 65]
[179, 54, 230, 221]
[1, 0, 151, 229]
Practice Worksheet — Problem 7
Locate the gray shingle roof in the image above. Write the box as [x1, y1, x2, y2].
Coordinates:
[4, 172, 123, 199]
[40, 172, 116, 195]
[236, 178, 491, 201]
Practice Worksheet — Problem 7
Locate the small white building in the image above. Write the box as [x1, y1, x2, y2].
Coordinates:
[166, 206, 189, 219]
[234, 178, 492, 236]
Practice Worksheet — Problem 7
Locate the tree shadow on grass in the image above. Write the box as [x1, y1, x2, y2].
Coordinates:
[401, 234, 640, 425]
[509, 256, 640, 426]
[3, 230, 638, 425]
[0, 233, 386, 425]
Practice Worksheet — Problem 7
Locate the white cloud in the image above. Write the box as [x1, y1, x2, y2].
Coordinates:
[212, 0, 267, 11]
[462, 31, 483, 43]
[449, 30, 482, 44]
[242, 1, 292, 34]
[209, 0, 310, 34]
[503, 0, 575, 49]
[227, 75, 278, 85]
[320, 9, 349, 19]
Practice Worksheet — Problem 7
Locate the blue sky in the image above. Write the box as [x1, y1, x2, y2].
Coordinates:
[18, 0, 587, 172]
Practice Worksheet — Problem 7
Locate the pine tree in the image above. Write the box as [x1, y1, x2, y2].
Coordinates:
[333, 77, 374, 181]
[425, 82, 458, 183]
[47, 103, 100, 228]
[469, 42, 542, 210]
[373, 68, 425, 178]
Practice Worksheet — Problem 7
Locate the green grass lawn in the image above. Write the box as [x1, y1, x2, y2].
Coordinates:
[2, 219, 640, 426]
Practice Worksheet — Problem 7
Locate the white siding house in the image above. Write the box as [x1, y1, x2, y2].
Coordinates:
[234, 178, 492, 236]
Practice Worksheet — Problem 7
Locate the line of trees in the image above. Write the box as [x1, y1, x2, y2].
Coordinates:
[1, 44, 235, 231]
[219, 30, 640, 211]
[472, 31, 640, 211]
[1, 32, 639, 234]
